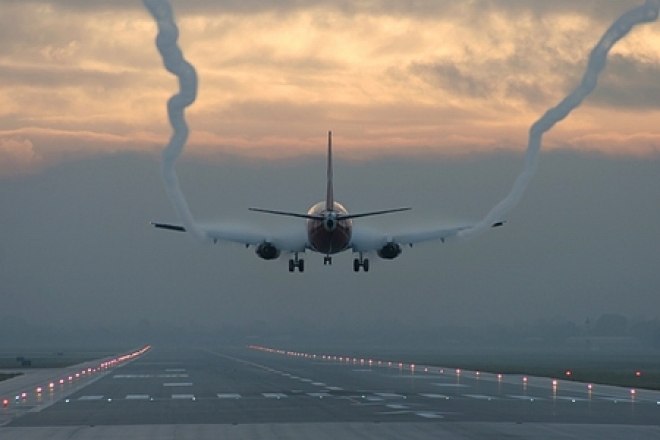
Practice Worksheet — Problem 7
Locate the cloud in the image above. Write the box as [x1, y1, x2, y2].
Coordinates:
[0, 0, 658, 175]
[0, 138, 41, 174]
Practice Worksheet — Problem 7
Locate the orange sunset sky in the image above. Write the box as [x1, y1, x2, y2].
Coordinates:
[1, 0, 659, 175]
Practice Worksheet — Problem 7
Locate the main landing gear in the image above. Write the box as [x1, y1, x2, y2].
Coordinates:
[323, 256, 333, 265]
[289, 253, 304, 273]
[353, 253, 370, 272]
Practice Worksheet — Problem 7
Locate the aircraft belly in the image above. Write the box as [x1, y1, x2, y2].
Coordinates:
[308, 221, 351, 254]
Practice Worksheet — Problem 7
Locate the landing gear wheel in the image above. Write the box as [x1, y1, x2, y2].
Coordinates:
[289, 254, 304, 273]
[353, 258, 360, 272]
[363, 258, 370, 272]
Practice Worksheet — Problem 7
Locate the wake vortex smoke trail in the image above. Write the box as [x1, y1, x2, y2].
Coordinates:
[143, 0, 206, 241]
[459, 0, 660, 240]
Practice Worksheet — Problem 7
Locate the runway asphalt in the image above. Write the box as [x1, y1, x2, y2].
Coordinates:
[1, 345, 659, 439]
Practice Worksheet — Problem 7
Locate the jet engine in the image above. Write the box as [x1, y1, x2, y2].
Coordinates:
[255, 242, 281, 260]
[377, 242, 402, 260]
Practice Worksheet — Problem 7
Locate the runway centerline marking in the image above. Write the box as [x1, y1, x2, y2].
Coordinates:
[78, 395, 104, 401]
[163, 382, 193, 387]
[217, 393, 241, 399]
[171, 394, 195, 400]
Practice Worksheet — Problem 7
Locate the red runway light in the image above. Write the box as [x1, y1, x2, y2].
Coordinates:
[636, 371, 642, 377]
[2, 399, 8, 407]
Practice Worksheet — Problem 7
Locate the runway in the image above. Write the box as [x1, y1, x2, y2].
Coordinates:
[1, 346, 659, 439]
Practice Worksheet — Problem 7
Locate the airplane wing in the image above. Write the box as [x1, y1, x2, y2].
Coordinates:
[350, 222, 505, 252]
[151, 222, 308, 253]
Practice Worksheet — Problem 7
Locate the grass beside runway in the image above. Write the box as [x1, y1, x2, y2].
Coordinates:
[401, 352, 660, 390]
[0, 349, 123, 370]
[309, 346, 660, 391]
[0, 373, 22, 383]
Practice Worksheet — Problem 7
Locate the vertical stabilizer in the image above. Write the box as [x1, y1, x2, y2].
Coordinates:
[326, 131, 334, 211]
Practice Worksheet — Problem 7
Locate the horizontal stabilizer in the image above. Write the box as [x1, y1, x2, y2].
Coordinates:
[248, 208, 322, 220]
[337, 207, 411, 220]
[249, 207, 411, 221]
[151, 222, 186, 232]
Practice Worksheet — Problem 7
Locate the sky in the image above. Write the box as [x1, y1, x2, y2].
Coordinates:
[1, 1, 659, 339]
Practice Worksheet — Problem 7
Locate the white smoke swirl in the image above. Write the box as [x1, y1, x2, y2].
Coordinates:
[459, 0, 660, 239]
[143, 0, 206, 241]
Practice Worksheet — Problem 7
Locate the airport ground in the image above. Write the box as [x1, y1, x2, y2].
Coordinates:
[1, 345, 659, 439]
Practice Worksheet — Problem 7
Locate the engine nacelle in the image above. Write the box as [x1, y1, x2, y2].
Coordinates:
[255, 242, 281, 260]
[377, 242, 402, 260]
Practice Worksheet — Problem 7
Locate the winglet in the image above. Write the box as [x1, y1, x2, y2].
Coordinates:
[326, 130, 334, 211]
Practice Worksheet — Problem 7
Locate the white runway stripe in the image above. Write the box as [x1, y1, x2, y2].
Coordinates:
[508, 395, 542, 401]
[464, 394, 497, 400]
[163, 382, 193, 387]
[419, 393, 450, 399]
[416, 411, 444, 419]
[78, 395, 104, 401]
[125, 394, 150, 400]
[217, 393, 241, 399]
[262, 393, 287, 399]
[172, 394, 195, 400]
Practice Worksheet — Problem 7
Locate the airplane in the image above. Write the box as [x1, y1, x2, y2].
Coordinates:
[151, 131, 505, 272]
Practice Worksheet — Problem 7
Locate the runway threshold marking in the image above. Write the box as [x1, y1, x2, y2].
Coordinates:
[416, 411, 445, 419]
[125, 394, 150, 400]
[419, 393, 450, 399]
[554, 396, 588, 402]
[507, 395, 540, 402]
[262, 393, 287, 399]
[464, 394, 497, 400]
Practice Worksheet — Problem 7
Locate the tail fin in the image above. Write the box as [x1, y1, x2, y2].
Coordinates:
[326, 130, 334, 211]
